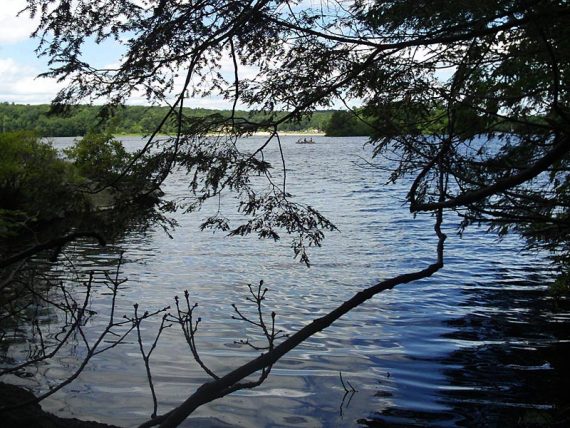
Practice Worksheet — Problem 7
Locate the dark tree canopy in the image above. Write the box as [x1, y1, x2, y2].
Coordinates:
[5, 0, 570, 425]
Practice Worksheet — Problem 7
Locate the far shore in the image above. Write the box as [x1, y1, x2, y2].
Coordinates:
[109, 131, 327, 138]
[43, 131, 330, 140]
[251, 131, 326, 136]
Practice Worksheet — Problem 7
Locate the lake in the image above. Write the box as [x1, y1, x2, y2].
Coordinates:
[2, 135, 569, 427]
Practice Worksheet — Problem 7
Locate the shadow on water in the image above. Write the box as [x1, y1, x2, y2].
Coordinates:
[359, 270, 570, 427]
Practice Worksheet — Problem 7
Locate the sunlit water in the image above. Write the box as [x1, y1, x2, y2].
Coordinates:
[2, 136, 569, 427]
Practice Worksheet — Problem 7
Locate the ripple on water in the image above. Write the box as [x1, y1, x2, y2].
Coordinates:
[5, 136, 569, 427]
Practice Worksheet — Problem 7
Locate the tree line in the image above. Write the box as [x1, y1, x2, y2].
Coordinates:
[0, 103, 359, 137]
[0, 103, 527, 138]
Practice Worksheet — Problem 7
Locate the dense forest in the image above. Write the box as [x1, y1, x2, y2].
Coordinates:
[0, 103, 363, 137]
[2, 103, 524, 138]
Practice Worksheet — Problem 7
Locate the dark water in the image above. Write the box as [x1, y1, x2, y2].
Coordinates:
[2, 136, 569, 427]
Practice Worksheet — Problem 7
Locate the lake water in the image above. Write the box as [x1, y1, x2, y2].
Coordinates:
[2, 136, 569, 427]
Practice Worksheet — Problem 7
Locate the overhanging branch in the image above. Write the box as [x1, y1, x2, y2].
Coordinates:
[410, 135, 570, 212]
[0, 232, 106, 269]
[138, 209, 446, 428]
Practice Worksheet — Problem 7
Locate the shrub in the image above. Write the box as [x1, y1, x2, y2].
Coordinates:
[0, 132, 82, 232]
[64, 133, 131, 183]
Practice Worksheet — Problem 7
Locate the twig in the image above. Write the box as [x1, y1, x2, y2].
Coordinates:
[133, 306, 172, 419]
[171, 291, 219, 380]
[139, 211, 446, 428]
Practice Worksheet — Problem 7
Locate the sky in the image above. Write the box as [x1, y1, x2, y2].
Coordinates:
[0, 0, 250, 108]
[0, 1, 424, 109]
[0, 0, 69, 104]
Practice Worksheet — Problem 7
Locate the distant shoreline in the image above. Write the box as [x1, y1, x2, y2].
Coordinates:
[108, 131, 327, 138]
[0, 103, 335, 137]
[43, 131, 330, 139]
[251, 131, 326, 136]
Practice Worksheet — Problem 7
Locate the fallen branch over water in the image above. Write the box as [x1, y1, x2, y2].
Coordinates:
[140, 209, 446, 428]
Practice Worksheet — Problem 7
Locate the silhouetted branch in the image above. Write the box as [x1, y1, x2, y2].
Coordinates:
[139, 210, 446, 428]
[0, 232, 106, 269]
[171, 291, 219, 380]
[133, 307, 172, 419]
[0, 273, 95, 377]
[410, 136, 570, 212]
[232, 281, 287, 352]
[0, 254, 167, 414]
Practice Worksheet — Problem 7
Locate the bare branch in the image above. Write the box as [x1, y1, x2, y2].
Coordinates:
[139, 211, 446, 428]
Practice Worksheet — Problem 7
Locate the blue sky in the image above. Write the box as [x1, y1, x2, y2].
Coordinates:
[0, 0, 126, 104]
[0, 0, 247, 107]
[0, 1, 340, 109]
[0, 1, 59, 104]
[1, 1, 442, 109]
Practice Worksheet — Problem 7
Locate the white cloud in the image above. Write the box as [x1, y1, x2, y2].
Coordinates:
[0, 55, 245, 107]
[0, 57, 63, 104]
[0, 3, 259, 107]
[0, 0, 38, 44]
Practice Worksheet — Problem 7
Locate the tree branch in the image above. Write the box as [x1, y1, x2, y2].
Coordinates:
[0, 232, 106, 269]
[139, 210, 446, 428]
[410, 135, 570, 212]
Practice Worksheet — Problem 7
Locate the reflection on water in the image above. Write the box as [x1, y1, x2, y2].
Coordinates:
[1, 136, 569, 427]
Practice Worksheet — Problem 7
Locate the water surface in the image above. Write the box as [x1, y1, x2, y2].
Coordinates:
[2, 136, 568, 427]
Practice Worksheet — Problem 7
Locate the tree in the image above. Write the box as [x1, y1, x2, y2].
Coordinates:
[0, 131, 81, 228]
[324, 110, 373, 136]
[3, 0, 570, 426]
[63, 132, 131, 182]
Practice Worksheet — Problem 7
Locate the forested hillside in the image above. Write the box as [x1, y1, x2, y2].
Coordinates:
[0, 103, 335, 137]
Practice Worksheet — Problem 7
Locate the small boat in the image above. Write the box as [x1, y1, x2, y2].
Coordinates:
[296, 137, 315, 144]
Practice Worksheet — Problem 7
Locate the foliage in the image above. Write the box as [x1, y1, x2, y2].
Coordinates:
[0, 209, 29, 238]
[64, 132, 131, 182]
[0, 103, 100, 137]
[0, 131, 83, 234]
[549, 270, 570, 298]
[22, 0, 563, 270]
[0, 103, 333, 136]
[0, 132, 151, 239]
[3, 0, 570, 425]
[324, 110, 374, 136]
